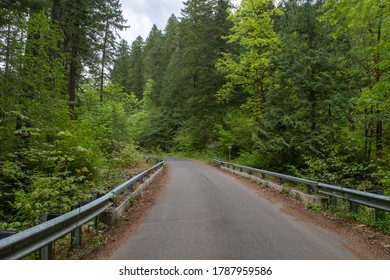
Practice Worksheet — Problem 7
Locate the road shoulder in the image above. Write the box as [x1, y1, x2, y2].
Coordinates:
[214, 164, 390, 260]
[84, 165, 170, 260]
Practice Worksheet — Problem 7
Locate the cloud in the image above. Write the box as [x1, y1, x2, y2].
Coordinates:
[119, 0, 183, 43]
[119, 0, 243, 44]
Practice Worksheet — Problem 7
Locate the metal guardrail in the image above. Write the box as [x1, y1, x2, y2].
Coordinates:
[0, 161, 164, 260]
[213, 158, 390, 213]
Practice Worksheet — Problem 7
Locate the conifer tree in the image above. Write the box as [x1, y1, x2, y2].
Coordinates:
[128, 36, 144, 100]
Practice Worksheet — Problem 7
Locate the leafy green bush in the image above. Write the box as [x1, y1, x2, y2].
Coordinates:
[14, 175, 91, 228]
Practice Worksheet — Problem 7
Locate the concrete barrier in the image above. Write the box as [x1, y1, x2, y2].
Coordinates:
[102, 167, 164, 225]
[220, 166, 324, 205]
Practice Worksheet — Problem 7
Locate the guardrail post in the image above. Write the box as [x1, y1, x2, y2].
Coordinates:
[306, 185, 315, 194]
[346, 186, 359, 214]
[330, 196, 337, 207]
[88, 194, 99, 233]
[70, 202, 85, 249]
[349, 201, 359, 214]
[71, 226, 82, 249]
[0, 230, 17, 240]
[39, 214, 54, 260]
[368, 190, 386, 220]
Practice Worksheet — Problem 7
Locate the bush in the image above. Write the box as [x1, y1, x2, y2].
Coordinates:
[14, 175, 91, 228]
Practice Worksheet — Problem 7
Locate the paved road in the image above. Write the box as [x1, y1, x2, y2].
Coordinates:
[110, 158, 357, 260]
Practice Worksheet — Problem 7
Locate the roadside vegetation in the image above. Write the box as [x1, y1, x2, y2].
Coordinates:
[1, 0, 389, 233]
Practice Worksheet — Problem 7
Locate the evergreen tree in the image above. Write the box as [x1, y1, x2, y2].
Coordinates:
[111, 39, 132, 94]
[139, 1, 232, 151]
[324, 0, 390, 161]
[94, 0, 128, 102]
[143, 25, 166, 103]
[128, 36, 144, 100]
[258, 0, 352, 172]
[174, 0, 231, 149]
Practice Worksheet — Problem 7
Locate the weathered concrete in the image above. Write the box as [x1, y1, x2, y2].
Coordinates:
[102, 167, 164, 225]
[220, 166, 325, 205]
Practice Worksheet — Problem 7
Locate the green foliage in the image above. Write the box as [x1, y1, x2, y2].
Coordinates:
[235, 150, 267, 168]
[110, 40, 132, 94]
[217, 107, 257, 154]
[127, 36, 145, 99]
[0, 79, 142, 229]
[329, 202, 390, 235]
[3, 0, 390, 233]
[216, 0, 282, 107]
[324, 0, 390, 161]
[306, 202, 323, 213]
[135, 0, 233, 152]
[14, 175, 90, 227]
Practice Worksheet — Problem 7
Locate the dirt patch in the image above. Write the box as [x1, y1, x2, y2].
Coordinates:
[84, 165, 170, 260]
[216, 166, 390, 260]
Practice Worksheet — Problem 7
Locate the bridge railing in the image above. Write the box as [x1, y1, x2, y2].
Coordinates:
[213, 158, 390, 215]
[0, 161, 164, 260]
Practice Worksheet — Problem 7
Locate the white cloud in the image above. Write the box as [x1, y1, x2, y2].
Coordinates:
[119, 0, 243, 44]
[119, 0, 183, 43]
[120, 6, 154, 43]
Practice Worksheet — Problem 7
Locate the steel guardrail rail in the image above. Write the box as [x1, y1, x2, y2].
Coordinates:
[0, 161, 164, 260]
[317, 183, 390, 212]
[213, 158, 390, 212]
[111, 161, 164, 196]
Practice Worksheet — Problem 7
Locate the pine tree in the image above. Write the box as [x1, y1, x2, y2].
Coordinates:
[324, 0, 390, 161]
[128, 36, 144, 100]
[259, 0, 353, 172]
[143, 25, 165, 104]
[175, 0, 231, 149]
[94, 0, 128, 102]
[111, 39, 132, 94]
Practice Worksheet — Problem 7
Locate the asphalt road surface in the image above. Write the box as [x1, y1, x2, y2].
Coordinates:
[110, 158, 357, 260]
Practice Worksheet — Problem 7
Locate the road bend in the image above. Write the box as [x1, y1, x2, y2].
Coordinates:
[110, 158, 357, 260]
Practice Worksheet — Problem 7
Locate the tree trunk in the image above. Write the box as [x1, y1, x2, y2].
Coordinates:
[100, 20, 110, 103]
[309, 90, 317, 131]
[5, 21, 11, 73]
[68, 53, 77, 118]
[374, 16, 383, 157]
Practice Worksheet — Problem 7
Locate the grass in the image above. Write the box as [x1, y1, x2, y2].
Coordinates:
[306, 199, 390, 235]
[53, 222, 105, 260]
[305, 201, 323, 213]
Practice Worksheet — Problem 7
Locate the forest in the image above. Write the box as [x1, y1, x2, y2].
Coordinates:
[0, 0, 389, 231]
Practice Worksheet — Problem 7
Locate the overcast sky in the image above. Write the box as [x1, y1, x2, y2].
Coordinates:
[119, 0, 184, 44]
[119, 0, 242, 44]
